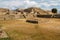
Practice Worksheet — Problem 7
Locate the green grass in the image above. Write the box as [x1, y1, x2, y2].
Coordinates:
[0, 38, 10, 40]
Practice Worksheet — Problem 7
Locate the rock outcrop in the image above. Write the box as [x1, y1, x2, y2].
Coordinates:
[0, 7, 55, 20]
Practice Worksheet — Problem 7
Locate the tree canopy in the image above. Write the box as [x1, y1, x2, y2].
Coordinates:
[51, 8, 57, 13]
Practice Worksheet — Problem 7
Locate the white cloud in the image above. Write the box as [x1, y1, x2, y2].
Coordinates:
[0, 0, 60, 10]
[0, 1, 24, 9]
[0, 0, 39, 9]
[40, 2, 50, 7]
[24, 0, 39, 8]
[39, 1, 60, 8]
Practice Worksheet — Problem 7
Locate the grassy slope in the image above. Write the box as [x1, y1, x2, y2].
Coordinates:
[0, 18, 60, 40]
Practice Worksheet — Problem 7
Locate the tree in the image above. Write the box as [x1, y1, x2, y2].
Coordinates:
[51, 8, 57, 13]
[51, 8, 58, 18]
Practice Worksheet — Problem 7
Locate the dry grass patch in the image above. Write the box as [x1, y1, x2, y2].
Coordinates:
[0, 18, 60, 40]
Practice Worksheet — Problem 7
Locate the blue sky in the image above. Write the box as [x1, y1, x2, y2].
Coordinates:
[0, 0, 60, 11]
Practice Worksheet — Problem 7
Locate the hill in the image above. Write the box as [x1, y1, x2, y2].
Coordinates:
[0, 7, 55, 20]
[0, 7, 60, 40]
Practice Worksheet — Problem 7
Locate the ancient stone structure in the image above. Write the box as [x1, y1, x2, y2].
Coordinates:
[26, 20, 38, 24]
[0, 7, 57, 20]
[0, 26, 9, 40]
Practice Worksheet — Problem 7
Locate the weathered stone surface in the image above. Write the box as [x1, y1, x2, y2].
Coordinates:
[0, 31, 8, 38]
[0, 7, 57, 20]
[26, 20, 38, 24]
[0, 8, 9, 15]
[0, 28, 9, 40]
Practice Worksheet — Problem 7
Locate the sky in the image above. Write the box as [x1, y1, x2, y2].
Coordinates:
[0, 0, 60, 11]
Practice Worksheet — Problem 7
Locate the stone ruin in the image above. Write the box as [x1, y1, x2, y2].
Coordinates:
[0, 8, 27, 20]
[26, 19, 38, 24]
[0, 25, 9, 40]
[0, 7, 58, 20]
